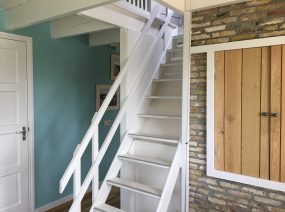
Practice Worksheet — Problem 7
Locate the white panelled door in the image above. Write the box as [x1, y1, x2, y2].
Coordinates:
[0, 38, 29, 212]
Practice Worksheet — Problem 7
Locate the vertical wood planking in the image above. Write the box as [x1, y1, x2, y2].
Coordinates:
[224, 49, 242, 174]
[281, 45, 285, 183]
[242, 48, 261, 177]
[214, 51, 225, 171]
[260, 47, 271, 180]
[270, 45, 282, 182]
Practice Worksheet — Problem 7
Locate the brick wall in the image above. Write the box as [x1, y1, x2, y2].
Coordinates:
[190, 0, 285, 211]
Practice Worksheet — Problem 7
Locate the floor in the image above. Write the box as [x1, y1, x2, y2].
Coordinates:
[47, 187, 120, 212]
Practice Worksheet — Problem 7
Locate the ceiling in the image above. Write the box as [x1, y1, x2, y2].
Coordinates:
[0, 0, 29, 10]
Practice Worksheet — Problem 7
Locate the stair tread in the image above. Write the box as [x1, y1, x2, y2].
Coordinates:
[118, 154, 171, 168]
[107, 177, 162, 198]
[160, 62, 183, 67]
[94, 204, 125, 212]
[145, 95, 182, 99]
[138, 114, 182, 120]
[128, 133, 180, 145]
[153, 78, 182, 82]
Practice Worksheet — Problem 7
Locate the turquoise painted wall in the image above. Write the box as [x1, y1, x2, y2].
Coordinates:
[0, 11, 120, 208]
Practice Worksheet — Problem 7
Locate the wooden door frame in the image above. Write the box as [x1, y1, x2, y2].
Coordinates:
[0, 32, 34, 211]
[190, 35, 285, 192]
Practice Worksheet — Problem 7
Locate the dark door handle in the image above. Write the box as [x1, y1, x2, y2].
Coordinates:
[271, 113, 278, 118]
[261, 112, 269, 117]
[17, 127, 27, 141]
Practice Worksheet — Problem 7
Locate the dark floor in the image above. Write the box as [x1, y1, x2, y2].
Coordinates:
[47, 187, 120, 212]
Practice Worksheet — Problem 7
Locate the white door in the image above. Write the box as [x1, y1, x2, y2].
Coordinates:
[0, 37, 29, 212]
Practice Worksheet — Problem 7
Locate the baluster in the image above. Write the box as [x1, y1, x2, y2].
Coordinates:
[92, 113, 99, 203]
[73, 145, 81, 212]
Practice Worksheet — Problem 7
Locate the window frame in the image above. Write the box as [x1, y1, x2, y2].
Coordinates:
[191, 35, 285, 192]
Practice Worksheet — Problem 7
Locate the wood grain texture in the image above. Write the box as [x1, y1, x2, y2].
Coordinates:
[281, 45, 285, 183]
[260, 47, 271, 180]
[241, 48, 261, 177]
[214, 51, 225, 171]
[224, 49, 242, 174]
[270, 45, 282, 182]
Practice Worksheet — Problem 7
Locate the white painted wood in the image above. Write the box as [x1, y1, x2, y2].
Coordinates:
[73, 145, 81, 212]
[156, 145, 181, 212]
[114, 1, 150, 18]
[5, 0, 119, 30]
[145, 96, 182, 100]
[181, 1, 191, 211]
[94, 204, 126, 212]
[203, 36, 285, 192]
[80, 4, 147, 33]
[118, 154, 171, 168]
[128, 133, 179, 145]
[138, 114, 182, 120]
[92, 119, 99, 203]
[61, 6, 178, 211]
[0, 34, 32, 212]
[191, 35, 285, 54]
[50, 15, 115, 39]
[107, 177, 162, 198]
[89, 28, 120, 47]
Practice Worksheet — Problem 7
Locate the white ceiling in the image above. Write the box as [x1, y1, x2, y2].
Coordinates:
[0, 0, 29, 10]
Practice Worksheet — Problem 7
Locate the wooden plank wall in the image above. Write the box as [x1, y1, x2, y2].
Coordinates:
[214, 45, 285, 182]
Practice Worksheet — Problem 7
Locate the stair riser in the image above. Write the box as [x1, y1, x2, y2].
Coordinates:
[172, 36, 183, 49]
[160, 65, 183, 74]
[166, 49, 183, 62]
[151, 81, 182, 96]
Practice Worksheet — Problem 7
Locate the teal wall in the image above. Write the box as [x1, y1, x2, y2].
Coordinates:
[0, 11, 120, 208]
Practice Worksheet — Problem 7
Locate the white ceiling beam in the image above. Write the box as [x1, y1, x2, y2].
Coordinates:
[89, 28, 120, 46]
[5, 0, 119, 30]
[50, 15, 115, 39]
[80, 4, 147, 33]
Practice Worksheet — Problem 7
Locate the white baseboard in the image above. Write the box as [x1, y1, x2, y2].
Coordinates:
[35, 187, 93, 212]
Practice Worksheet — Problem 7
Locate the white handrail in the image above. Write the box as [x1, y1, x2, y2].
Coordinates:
[60, 4, 161, 193]
[59, 3, 176, 211]
[69, 9, 175, 212]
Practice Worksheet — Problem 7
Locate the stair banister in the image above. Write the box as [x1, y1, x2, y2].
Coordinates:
[67, 8, 175, 212]
[59, 3, 161, 194]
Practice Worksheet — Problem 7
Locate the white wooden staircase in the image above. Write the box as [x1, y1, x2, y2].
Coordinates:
[59, 2, 185, 212]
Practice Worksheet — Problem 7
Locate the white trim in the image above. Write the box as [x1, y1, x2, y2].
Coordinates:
[191, 35, 285, 54]
[35, 194, 74, 212]
[191, 36, 285, 192]
[0, 32, 35, 211]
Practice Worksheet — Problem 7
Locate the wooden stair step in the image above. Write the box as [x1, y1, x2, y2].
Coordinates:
[118, 154, 171, 169]
[145, 96, 182, 100]
[160, 62, 183, 68]
[94, 204, 125, 212]
[138, 114, 182, 120]
[128, 133, 180, 145]
[107, 177, 162, 199]
[153, 78, 182, 82]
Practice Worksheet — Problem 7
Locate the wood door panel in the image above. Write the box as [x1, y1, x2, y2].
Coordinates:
[270, 45, 282, 182]
[281, 45, 285, 183]
[214, 51, 225, 171]
[241, 48, 261, 177]
[224, 49, 242, 174]
[260, 47, 271, 180]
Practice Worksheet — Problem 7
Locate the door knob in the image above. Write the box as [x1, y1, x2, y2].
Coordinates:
[261, 112, 269, 117]
[271, 113, 278, 118]
[17, 127, 27, 141]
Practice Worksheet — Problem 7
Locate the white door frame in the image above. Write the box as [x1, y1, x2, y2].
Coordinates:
[0, 32, 34, 212]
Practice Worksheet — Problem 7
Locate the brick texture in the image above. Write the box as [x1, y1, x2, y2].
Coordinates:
[190, 0, 285, 211]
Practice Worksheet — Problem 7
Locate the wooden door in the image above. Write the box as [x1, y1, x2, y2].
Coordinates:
[0, 38, 29, 211]
[214, 45, 285, 183]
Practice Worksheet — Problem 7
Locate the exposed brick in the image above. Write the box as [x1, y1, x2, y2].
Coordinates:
[190, 1, 285, 211]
